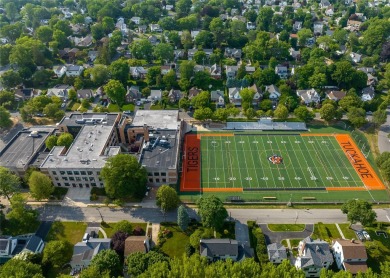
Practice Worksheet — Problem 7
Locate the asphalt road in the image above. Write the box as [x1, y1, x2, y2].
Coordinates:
[378, 108, 390, 153]
[35, 206, 390, 224]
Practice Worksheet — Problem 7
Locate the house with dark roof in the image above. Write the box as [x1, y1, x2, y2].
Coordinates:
[295, 237, 334, 277]
[332, 239, 368, 275]
[267, 243, 287, 264]
[124, 236, 150, 257]
[200, 239, 239, 261]
[0, 234, 44, 264]
[70, 238, 111, 271]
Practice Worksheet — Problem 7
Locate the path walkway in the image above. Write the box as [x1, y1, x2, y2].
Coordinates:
[259, 224, 314, 244]
[335, 223, 345, 239]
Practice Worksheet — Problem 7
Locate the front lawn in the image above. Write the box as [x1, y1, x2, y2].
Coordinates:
[268, 224, 305, 232]
[311, 223, 341, 242]
[338, 223, 356, 239]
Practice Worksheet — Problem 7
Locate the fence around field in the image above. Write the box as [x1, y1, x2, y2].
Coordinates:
[225, 118, 308, 131]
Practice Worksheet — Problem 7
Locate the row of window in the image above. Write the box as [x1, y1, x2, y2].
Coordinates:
[53, 171, 100, 176]
[148, 172, 167, 176]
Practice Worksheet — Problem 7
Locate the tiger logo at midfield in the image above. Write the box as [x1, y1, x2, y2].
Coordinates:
[268, 154, 283, 165]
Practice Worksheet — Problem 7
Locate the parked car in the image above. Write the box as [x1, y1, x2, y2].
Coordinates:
[362, 230, 371, 241]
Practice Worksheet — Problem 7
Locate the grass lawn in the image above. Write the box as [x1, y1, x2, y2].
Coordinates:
[338, 223, 356, 239]
[122, 103, 135, 111]
[108, 103, 121, 112]
[100, 222, 147, 238]
[364, 227, 390, 273]
[311, 223, 341, 242]
[268, 224, 305, 232]
[160, 223, 190, 258]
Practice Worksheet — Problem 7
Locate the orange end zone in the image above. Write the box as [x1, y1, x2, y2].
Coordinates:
[180, 134, 201, 192]
[335, 134, 386, 190]
[202, 188, 243, 192]
[326, 187, 367, 191]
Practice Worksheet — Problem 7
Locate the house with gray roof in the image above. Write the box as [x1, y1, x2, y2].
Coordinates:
[267, 243, 287, 264]
[295, 237, 333, 277]
[70, 238, 111, 271]
[200, 239, 239, 261]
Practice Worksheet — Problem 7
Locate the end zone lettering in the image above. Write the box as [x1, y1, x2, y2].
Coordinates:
[340, 141, 373, 179]
[186, 147, 199, 172]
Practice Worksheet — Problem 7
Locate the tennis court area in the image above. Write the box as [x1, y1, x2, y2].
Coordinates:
[200, 133, 384, 192]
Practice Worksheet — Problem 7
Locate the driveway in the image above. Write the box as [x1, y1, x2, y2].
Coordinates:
[378, 108, 390, 153]
[235, 221, 250, 247]
[259, 224, 314, 245]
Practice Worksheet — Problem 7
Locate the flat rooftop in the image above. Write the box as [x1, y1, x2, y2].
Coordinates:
[0, 127, 55, 169]
[40, 124, 119, 169]
[140, 130, 179, 170]
[132, 110, 180, 130]
[59, 113, 119, 127]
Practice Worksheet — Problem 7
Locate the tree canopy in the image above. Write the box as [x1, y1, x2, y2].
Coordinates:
[100, 154, 147, 200]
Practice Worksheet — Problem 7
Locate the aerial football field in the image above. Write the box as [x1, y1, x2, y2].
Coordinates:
[180, 132, 390, 203]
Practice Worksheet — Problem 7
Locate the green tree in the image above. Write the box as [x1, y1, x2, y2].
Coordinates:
[0, 166, 20, 201]
[197, 195, 228, 231]
[294, 106, 315, 122]
[57, 133, 74, 149]
[7, 193, 39, 234]
[177, 205, 190, 231]
[104, 79, 126, 107]
[156, 185, 180, 212]
[372, 109, 387, 128]
[42, 240, 70, 267]
[341, 199, 377, 227]
[153, 43, 174, 63]
[28, 171, 54, 201]
[45, 135, 58, 150]
[319, 103, 336, 123]
[0, 259, 44, 278]
[0, 106, 12, 129]
[113, 220, 133, 234]
[90, 249, 121, 277]
[273, 104, 289, 120]
[100, 154, 147, 199]
[109, 58, 129, 84]
[347, 107, 367, 128]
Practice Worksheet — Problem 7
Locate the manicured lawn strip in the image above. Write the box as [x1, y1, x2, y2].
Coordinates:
[338, 223, 357, 239]
[268, 224, 305, 232]
[159, 223, 190, 258]
[100, 222, 147, 238]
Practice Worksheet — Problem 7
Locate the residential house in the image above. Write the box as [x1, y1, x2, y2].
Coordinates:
[130, 17, 141, 25]
[229, 87, 242, 106]
[295, 237, 334, 277]
[70, 238, 111, 271]
[225, 66, 239, 78]
[124, 236, 150, 257]
[275, 65, 288, 79]
[224, 48, 242, 59]
[350, 52, 362, 63]
[188, 87, 202, 99]
[53, 65, 67, 78]
[149, 24, 162, 32]
[267, 243, 287, 264]
[77, 89, 94, 100]
[14, 88, 38, 101]
[210, 64, 222, 79]
[149, 89, 162, 101]
[88, 51, 98, 62]
[168, 89, 182, 103]
[47, 85, 73, 101]
[0, 234, 44, 264]
[265, 85, 281, 100]
[361, 87, 375, 102]
[126, 86, 141, 103]
[326, 91, 346, 101]
[297, 89, 320, 105]
[66, 65, 84, 77]
[130, 67, 148, 79]
[293, 21, 303, 31]
[332, 239, 368, 275]
[200, 239, 239, 261]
